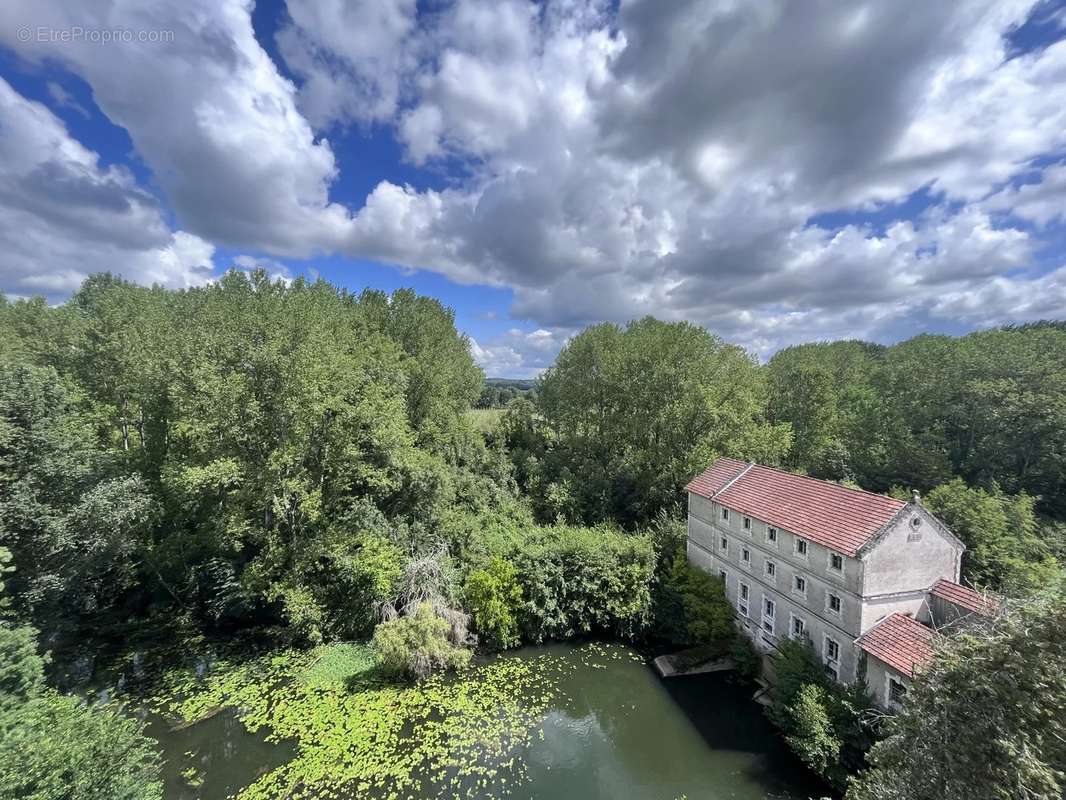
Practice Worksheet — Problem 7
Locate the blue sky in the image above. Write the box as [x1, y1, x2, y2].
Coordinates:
[1, 0, 1065, 376]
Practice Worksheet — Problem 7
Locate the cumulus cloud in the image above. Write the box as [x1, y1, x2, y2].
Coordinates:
[2, 0, 1065, 370]
[470, 327, 572, 378]
[0, 77, 214, 301]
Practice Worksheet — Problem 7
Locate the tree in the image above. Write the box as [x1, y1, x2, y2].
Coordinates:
[463, 558, 523, 650]
[923, 479, 1058, 591]
[371, 602, 472, 680]
[536, 317, 791, 526]
[849, 584, 1066, 800]
[0, 558, 161, 800]
[654, 555, 735, 647]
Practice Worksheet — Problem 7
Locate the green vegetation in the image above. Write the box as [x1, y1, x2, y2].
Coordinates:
[2, 271, 1065, 799]
[768, 638, 876, 791]
[135, 640, 635, 800]
[373, 602, 473, 680]
[848, 582, 1066, 800]
[0, 553, 162, 800]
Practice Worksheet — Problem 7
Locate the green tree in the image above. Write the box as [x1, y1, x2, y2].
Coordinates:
[371, 602, 472, 680]
[463, 558, 523, 650]
[849, 583, 1066, 800]
[537, 317, 791, 526]
[924, 479, 1058, 591]
[655, 555, 734, 647]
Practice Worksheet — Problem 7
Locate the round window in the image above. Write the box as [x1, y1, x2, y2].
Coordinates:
[910, 516, 922, 530]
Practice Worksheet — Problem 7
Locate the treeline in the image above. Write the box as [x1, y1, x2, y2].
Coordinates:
[491, 317, 1065, 591]
[475, 378, 536, 408]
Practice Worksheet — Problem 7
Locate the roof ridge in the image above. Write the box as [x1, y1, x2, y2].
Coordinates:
[709, 461, 754, 499]
[746, 462, 905, 506]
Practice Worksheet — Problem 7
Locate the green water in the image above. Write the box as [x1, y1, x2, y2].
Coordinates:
[141, 643, 826, 800]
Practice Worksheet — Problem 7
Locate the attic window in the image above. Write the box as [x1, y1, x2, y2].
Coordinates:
[795, 538, 808, 557]
[743, 516, 751, 530]
[829, 552, 844, 572]
[722, 508, 730, 521]
[910, 516, 922, 530]
[767, 527, 778, 543]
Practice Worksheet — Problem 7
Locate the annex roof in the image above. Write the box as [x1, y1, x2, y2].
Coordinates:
[855, 613, 936, 677]
[685, 459, 906, 556]
[929, 578, 999, 616]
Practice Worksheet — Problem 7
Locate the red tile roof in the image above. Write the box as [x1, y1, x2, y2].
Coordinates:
[684, 457, 748, 498]
[685, 459, 906, 556]
[855, 613, 935, 677]
[930, 578, 999, 616]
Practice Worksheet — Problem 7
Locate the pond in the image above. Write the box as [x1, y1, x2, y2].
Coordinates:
[133, 642, 827, 800]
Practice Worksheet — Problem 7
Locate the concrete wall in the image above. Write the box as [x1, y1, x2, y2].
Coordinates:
[860, 591, 930, 631]
[861, 505, 961, 599]
[864, 654, 911, 710]
[688, 491, 862, 683]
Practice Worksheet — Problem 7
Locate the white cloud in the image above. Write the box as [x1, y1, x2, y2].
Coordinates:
[0, 77, 214, 301]
[470, 327, 572, 377]
[2, 0, 1065, 372]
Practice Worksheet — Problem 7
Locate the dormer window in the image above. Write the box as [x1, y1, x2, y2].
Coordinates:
[795, 538, 808, 557]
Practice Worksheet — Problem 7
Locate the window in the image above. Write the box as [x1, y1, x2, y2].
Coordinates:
[795, 538, 808, 557]
[829, 552, 844, 572]
[741, 547, 751, 566]
[887, 677, 907, 706]
[765, 559, 777, 579]
[718, 569, 728, 583]
[722, 507, 730, 521]
[793, 574, 807, 596]
[824, 636, 840, 664]
[739, 582, 750, 617]
[743, 516, 751, 530]
[790, 614, 807, 639]
[827, 593, 842, 615]
[720, 536, 728, 551]
[762, 598, 775, 635]
[824, 637, 841, 681]
[767, 527, 778, 544]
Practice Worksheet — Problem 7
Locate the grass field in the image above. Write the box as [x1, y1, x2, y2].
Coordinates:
[467, 407, 505, 435]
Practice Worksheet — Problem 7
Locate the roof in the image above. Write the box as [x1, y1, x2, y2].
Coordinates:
[855, 613, 936, 677]
[930, 578, 999, 616]
[685, 458, 906, 556]
[684, 457, 748, 498]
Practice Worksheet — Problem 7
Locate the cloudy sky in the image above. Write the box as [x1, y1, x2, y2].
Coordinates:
[1, 0, 1065, 376]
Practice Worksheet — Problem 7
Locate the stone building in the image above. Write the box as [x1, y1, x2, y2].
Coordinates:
[685, 458, 996, 708]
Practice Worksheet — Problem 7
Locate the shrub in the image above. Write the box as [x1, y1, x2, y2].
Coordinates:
[505, 525, 656, 642]
[729, 634, 761, 682]
[371, 603, 472, 680]
[463, 558, 523, 650]
[0, 622, 161, 799]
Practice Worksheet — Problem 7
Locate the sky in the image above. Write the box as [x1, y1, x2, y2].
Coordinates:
[0, 1, 1065, 377]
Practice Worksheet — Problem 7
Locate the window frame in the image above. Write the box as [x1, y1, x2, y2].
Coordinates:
[887, 675, 907, 707]
[722, 507, 730, 522]
[793, 573, 807, 598]
[738, 582, 750, 618]
[794, 537, 809, 559]
[741, 546, 751, 568]
[826, 592, 842, 616]
[789, 613, 807, 640]
[743, 516, 751, 531]
[720, 535, 728, 553]
[828, 551, 844, 573]
[823, 635, 840, 666]
[766, 526, 778, 545]
[762, 597, 776, 634]
[764, 558, 777, 580]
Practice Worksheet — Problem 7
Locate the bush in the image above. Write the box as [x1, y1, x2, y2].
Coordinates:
[770, 638, 876, 790]
[504, 525, 656, 642]
[729, 634, 761, 682]
[0, 622, 161, 799]
[372, 603, 472, 680]
[656, 555, 735, 648]
[463, 558, 523, 650]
